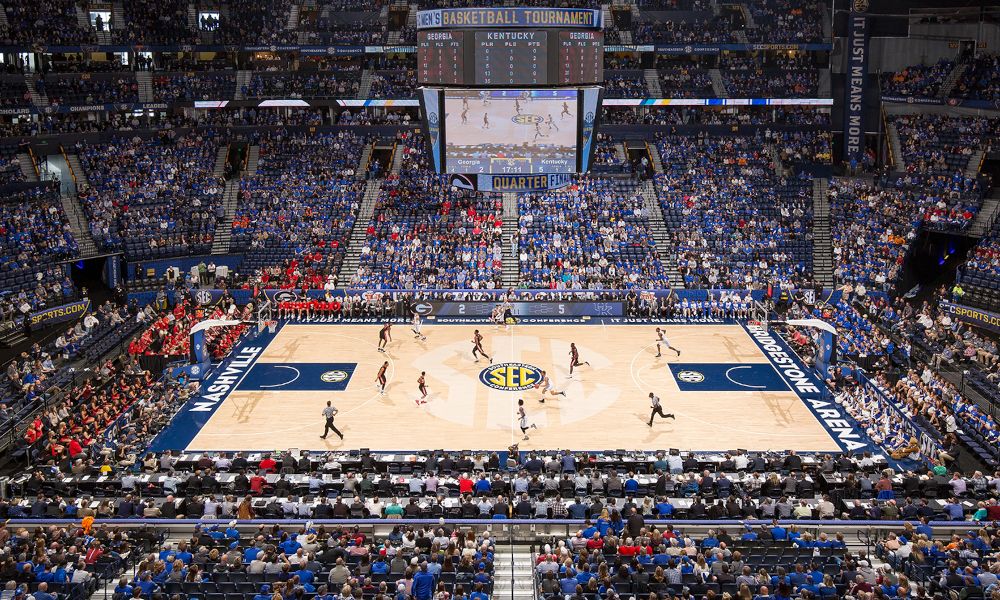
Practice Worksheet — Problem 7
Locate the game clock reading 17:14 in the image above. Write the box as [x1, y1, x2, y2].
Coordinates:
[474, 31, 548, 85]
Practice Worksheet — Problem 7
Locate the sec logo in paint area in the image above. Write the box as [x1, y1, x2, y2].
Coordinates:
[321, 370, 349, 383]
[676, 371, 705, 383]
[480, 362, 543, 391]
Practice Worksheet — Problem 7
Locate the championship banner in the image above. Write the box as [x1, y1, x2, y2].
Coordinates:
[843, 12, 869, 164]
[29, 299, 90, 331]
[417, 8, 601, 29]
[939, 301, 1000, 333]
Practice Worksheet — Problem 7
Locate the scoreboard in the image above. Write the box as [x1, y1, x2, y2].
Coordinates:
[558, 31, 603, 85]
[417, 31, 464, 85]
[474, 31, 547, 85]
[416, 8, 603, 86]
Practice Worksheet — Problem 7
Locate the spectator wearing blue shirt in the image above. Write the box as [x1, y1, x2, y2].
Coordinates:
[943, 498, 964, 521]
[470, 583, 489, 600]
[475, 476, 491, 494]
[253, 585, 274, 600]
[655, 497, 673, 518]
[427, 554, 442, 577]
[560, 569, 579, 594]
[412, 563, 436, 600]
[770, 521, 787, 541]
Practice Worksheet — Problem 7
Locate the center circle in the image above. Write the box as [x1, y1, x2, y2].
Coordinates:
[479, 362, 543, 391]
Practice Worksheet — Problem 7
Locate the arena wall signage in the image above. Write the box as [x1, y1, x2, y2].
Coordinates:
[28, 298, 91, 331]
[416, 8, 602, 29]
[939, 301, 1000, 334]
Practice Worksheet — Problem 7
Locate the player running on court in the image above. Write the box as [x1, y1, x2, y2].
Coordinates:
[411, 312, 426, 341]
[546, 114, 559, 132]
[482, 113, 490, 129]
[416, 371, 428, 404]
[536, 370, 566, 403]
[461, 108, 468, 125]
[376, 361, 389, 395]
[655, 327, 681, 357]
[567, 342, 590, 378]
[647, 392, 675, 426]
[491, 305, 503, 330]
[533, 123, 548, 141]
[377, 322, 392, 352]
[560, 102, 572, 118]
[472, 330, 492, 364]
[517, 399, 536, 441]
[515, 99, 522, 115]
[462, 96, 469, 110]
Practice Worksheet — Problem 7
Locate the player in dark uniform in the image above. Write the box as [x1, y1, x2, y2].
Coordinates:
[378, 322, 392, 353]
[376, 361, 389, 395]
[567, 343, 590, 378]
[472, 330, 492, 364]
[514, 99, 522, 115]
[461, 108, 468, 125]
[547, 113, 559, 132]
[417, 371, 428, 404]
[482, 113, 490, 129]
[560, 102, 572, 118]
[462, 96, 469, 109]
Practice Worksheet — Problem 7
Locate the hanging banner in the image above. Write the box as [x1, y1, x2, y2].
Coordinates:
[843, 12, 869, 164]
[939, 301, 1000, 333]
[29, 299, 91, 331]
[102, 255, 121, 288]
[421, 88, 443, 173]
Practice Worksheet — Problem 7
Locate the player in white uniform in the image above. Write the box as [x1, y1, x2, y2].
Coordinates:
[492, 305, 503, 330]
[411, 312, 426, 341]
[536, 371, 566, 403]
[517, 399, 536, 440]
[655, 327, 681, 357]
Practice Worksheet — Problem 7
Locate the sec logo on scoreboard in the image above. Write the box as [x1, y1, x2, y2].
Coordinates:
[479, 362, 543, 391]
[512, 114, 544, 125]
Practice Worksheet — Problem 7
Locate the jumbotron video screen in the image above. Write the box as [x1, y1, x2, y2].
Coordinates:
[443, 89, 578, 174]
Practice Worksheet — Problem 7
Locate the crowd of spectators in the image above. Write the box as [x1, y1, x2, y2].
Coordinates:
[775, 130, 833, 164]
[230, 131, 367, 285]
[602, 75, 650, 99]
[601, 107, 829, 126]
[369, 72, 418, 100]
[337, 110, 414, 126]
[197, 108, 327, 128]
[215, 0, 297, 45]
[657, 70, 713, 99]
[1, 0, 96, 46]
[76, 134, 224, 259]
[129, 300, 252, 359]
[350, 134, 504, 290]
[518, 177, 668, 290]
[244, 73, 362, 99]
[655, 131, 815, 289]
[882, 59, 955, 98]
[0, 156, 24, 185]
[633, 18, 733, 44]
[43, 75, 140, 105]
[592, 134, 626, 168]
[743, 0, 825, 43]
[953, 52, 1000, 100]
[116, 0, 198, 45]
[151, 74, 237, 102]
[828, 179, 924, 292]
[306, 20, 384, 45]
[722, 70, 818, 98]
[892, 113, 990, 176]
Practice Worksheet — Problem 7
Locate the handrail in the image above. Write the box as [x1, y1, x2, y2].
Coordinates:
[60, 144, 77, 185]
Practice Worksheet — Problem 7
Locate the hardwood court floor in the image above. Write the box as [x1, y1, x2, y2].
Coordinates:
[187, 323, 840, 452]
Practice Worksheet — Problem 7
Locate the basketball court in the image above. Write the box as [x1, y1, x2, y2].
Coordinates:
[444, 93, 577, 149]
[155, 321, 842, 453]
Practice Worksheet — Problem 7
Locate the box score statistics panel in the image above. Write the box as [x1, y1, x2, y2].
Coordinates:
[418, 31, 464, 85]
[559, 31, 603, 85]
[475, 31, 547, 85]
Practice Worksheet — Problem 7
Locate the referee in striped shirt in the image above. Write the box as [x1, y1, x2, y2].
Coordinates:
[320, 401, 344, 440]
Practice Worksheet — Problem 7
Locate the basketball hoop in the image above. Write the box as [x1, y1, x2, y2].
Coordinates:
[267, 320, 278, 334]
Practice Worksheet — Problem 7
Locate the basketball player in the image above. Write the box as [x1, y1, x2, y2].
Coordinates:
[514, 99, 522, 115]
[560, 102, 572, 118]
[462, 95, 469, 110]
[461, 108, 468, 125]
[647, 392, 675, 426]
[416, 371, 428, 404]
[377, 321, 392, 353]
[536, 370, 566, 403]
[517, 399, 536, 441]
[546, 114, 559, 132]
[472, 330, 492, 363]
[376, 361, 389, 396]
[411, 312, 426, 341]
[480, 91, 491, 105]
[482, 113, 490, 130]
[502, 301, 515, 330]
[567, 342, 590, 378]
[655, 327, 681, 357]
[533, 122, 548, 141]
[491, 304, 503, 330]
